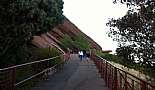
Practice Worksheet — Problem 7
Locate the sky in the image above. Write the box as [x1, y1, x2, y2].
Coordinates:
[63, 0, 128, 52]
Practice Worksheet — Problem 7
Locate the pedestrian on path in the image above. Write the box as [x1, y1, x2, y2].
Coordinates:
[86, 51, 90, 61]
[78, 51, 83, 61]
[83, 50, 86, 58]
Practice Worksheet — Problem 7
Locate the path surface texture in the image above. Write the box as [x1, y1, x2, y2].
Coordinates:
[33, 54, 108, 90]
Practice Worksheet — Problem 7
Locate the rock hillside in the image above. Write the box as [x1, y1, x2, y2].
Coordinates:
[32, 17, 102, 53]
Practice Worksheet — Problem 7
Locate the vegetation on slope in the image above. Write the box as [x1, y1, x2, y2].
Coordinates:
[60, 33, 91, 52]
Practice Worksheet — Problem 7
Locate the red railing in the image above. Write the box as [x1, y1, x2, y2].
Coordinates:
[0, 54, 70, 90]
[91, 53, 155, 90]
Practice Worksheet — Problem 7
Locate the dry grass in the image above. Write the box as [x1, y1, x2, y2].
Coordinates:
[109, 61, 155, 84]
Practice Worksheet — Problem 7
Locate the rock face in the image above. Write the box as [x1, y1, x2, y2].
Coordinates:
[32, 18, 102, 53]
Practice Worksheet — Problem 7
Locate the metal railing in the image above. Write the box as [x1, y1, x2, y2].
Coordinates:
[91, 53, 155, 90]
[0, 54, 70, 90]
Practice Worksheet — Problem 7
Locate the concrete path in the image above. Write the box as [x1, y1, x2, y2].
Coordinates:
[33, 54, 108, 90]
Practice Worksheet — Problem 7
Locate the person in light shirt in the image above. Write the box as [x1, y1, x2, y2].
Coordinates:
[78, 51, 83, 61]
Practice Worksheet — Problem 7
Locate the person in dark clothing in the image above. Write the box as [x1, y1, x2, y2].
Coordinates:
[83, 50, 86, 58]
[86, 52, 90, 58]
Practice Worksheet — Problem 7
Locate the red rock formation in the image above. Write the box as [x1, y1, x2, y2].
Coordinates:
[32, 17, 102, 53]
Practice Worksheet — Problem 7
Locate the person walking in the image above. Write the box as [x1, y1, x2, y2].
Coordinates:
[78, 51, 83, 61]
[83, 50, 86, 58]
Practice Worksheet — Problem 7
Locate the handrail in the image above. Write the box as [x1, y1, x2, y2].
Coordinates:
[91, 53, 155, 90]
[0, 56, 60, 71]
[0, 54, 69, 90]
[15, 64, 57, 86]
[97, 55, 155, 87]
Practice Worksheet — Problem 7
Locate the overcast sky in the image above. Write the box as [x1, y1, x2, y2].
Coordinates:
[63, 0, 128, 52]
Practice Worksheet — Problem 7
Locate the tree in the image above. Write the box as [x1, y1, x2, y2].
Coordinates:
[107, 0, 155, 68]
[0, 0, 64, 67]
[116, 45, 135, 67]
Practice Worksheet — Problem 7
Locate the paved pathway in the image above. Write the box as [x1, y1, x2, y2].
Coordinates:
[33, 54, 108, 90]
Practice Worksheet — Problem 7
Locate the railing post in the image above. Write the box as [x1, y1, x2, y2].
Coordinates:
[111, 67, 114, 90]
[141, 81, 147, 90]
[109, 64, 112, 90]
[120, 75, 122, 89]
[101, 62, 104, 79]
[12, 68, 16, 90]
[125, 73, 128, 90]
[114, 67, 118, 90]
[99, 60, 102, 73]
[102, 62, 105, 79]
[105, 62, 108, 85]
[131, 80, 134, 90]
